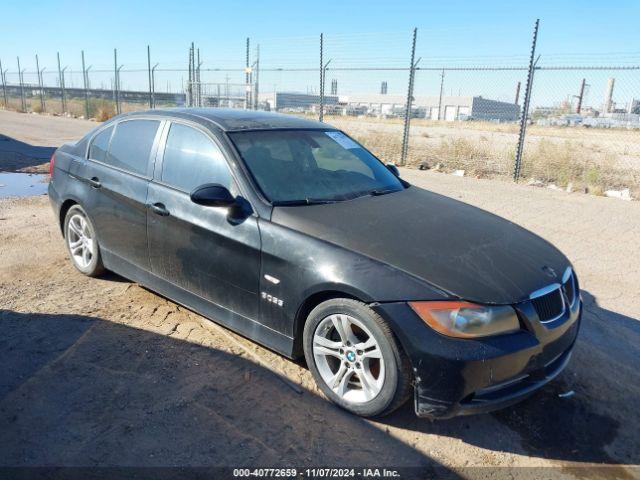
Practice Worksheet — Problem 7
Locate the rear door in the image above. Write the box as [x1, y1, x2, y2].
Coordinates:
[146, 121, 261, 320]
[83, 118, 162, 269]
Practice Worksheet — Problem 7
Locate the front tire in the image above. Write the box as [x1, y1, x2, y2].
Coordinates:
[303, 298, 412, 417]
[63, 205, 105, 277]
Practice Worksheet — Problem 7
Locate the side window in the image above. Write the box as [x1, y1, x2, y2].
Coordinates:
[107, 120, 160, 175]
[161, 123, 232, 192]
[88, 126, 113, 162]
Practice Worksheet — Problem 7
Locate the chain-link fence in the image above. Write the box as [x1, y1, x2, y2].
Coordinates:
[1, 23, 639, 197]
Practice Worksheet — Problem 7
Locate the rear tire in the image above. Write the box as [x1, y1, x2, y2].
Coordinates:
[303, 298, 412, 417]
[63, 205, 105, 277]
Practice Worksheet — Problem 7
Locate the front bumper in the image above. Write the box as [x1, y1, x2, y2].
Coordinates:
[372, 296, 581, 419]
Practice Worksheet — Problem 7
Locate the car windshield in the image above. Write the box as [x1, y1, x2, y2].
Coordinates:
[228, 129, 404, 204]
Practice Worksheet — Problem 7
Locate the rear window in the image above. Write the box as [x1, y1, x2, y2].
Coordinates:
[107, 120, 160, 175]
[88, 126, 113, 162]
[161, 123, 232, 192]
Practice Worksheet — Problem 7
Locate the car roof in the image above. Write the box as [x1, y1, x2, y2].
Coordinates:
[121, 108, 333, 132]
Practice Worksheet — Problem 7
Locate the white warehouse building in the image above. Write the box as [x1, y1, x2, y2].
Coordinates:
[258, 92, 520, 122]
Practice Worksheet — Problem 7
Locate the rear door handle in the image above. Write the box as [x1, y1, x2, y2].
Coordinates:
[149, 202, 169, 216]
[88, 177, 101, 188]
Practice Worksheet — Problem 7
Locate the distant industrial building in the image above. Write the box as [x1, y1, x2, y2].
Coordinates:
[259, 92, 520, 122]
[259, 92, 339, 112]
[342, 93, 520, 122]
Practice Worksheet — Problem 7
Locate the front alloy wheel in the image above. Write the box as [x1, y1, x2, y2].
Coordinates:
[313, 314, 385, 403]
[303, 298, 412, 417]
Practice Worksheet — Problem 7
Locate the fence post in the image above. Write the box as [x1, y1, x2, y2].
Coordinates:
[57, 52, 66, 114]
[319, 33, 324, 122]
[151, 63, 158, 108]
[513, 19, 540, 182]
[187, 44, 193, 107]
[17, 57, 26, 112]
[197, 48, 202, 107]
[400, 27, 418, 166]
[116, 65, 123, 115]
[113, 49, 121, 115]
[147, 46, 153, 108]
[0, 59, 7, 109]
[245, 38, 250, 109]
[437, 68, 445, 120]
[81, 51, 89, 119]
[36, 55, 45, 112]
[253, 44, 260, 110]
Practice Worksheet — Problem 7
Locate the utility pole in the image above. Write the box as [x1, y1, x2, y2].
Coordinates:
[400, 27, 418, 165]
[515, 81, 521, 105]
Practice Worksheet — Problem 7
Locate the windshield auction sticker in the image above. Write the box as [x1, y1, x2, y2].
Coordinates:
[325, 131, 361, 150]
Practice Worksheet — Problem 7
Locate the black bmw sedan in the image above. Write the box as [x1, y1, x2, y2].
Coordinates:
[48, 108, 581, 419]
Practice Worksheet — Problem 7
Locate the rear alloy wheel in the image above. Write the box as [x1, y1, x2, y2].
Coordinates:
[64, 205, 105, 277]
[303, 298, 412, 417]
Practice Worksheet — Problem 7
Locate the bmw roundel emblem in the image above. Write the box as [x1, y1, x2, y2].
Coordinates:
[346, 351, 356, 362]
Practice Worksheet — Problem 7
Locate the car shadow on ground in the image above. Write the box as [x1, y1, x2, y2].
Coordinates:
[0, 309, 456, 478]
[0, 135, 55, 173]
[384, 290, 640, 467]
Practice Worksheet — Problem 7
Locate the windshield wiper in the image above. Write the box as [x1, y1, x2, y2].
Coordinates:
[272, 198, 338, 206]
[367, 188, 400, 196]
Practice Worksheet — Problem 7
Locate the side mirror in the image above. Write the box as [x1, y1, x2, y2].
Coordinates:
[386, 163, 400, 177]
[190, 183, 236, 207]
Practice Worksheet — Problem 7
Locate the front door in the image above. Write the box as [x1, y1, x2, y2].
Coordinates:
[146, 121, 261, 321]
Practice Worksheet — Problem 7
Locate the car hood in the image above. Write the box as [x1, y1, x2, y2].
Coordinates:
[270, 186, 570, 304]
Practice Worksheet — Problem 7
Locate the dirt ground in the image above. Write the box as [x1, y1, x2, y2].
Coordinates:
[1, 111, 639, 478]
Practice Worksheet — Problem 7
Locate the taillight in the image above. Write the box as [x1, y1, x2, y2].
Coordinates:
[49, 153, 56, 176]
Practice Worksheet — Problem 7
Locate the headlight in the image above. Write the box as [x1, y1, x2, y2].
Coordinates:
[409, 301, 520, 338]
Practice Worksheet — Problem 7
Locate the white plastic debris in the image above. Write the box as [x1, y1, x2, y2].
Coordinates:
[566, 182, 574, 193]
[527, 179, 544, 187]
[547, 183, 561, 191]
[604, 188, 632, 201]
[452, 170, 465, 177]
[558, 390, 575, 398]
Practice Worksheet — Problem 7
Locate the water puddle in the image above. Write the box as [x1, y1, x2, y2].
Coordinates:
[0, 172, 49, 198]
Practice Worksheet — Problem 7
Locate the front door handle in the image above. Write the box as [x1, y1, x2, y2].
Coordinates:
[149, 202, 169, 216]
[88, 177, 101, 189]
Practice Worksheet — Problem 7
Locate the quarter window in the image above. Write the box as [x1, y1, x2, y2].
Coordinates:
[88, 126, 113, 162]
[107, 120, 160, 176]
[161, 123, 232, 193]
